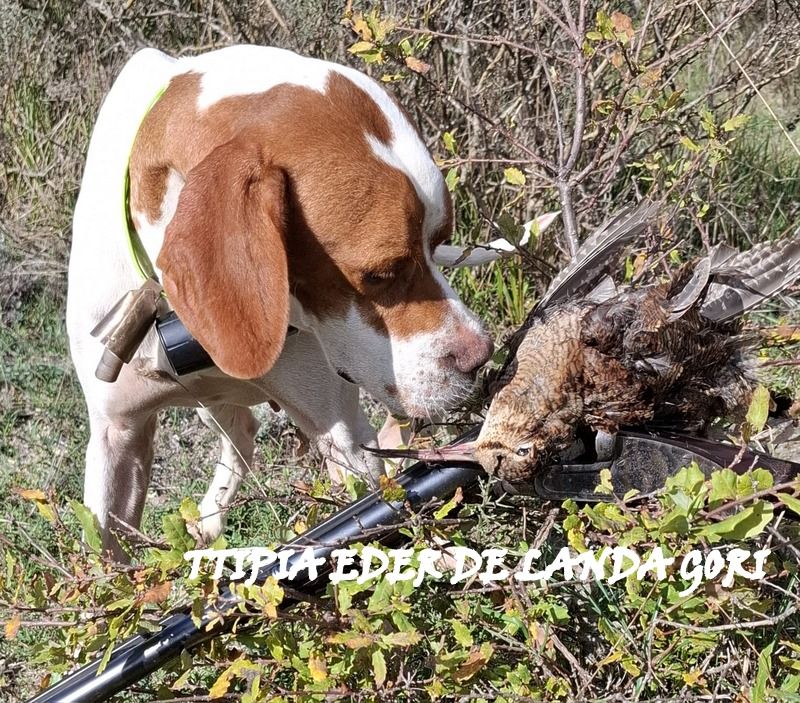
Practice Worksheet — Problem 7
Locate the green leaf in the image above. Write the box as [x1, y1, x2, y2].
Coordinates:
[379, 475, 406, 502]
[700, 109, 716, 137]
[209, 666, 234, 699]
[179, 497, 200, 523]
[367, 577, 394, 614]
[504, 166, 526, 186]
[348, 40, 375, 54]
[621, 657, 641, 677]
[242, 674, 261, 703]
[344, 473, 369, 501]
[442, 131, 457, 155]
[709, 469, 737, 504]
[97, 641, 114, 675]
[451, 620, 473, 647]
[372, 649, 387, 688]
[658, 509, 690, 536]
[722, 114, 750, 132]
[445, 167, 459, 192]
[664, 89, 684, 109]
[69, 500, 102, 554]
[777, 492, 800, 515]
[665, 463, 706, 496]
[737, 468, 773, 497]
[750, 468, 774, 492]
[562, 499, 578, 514]
[622, 488, 640, 502]
[162, 513, 195, 553]
[434, 487, 463, 520]
[171, 651, 194, 691]
[594, 468, 614, 495]
[753, 641, 775, 703]
[779, 674, 800, 695]
[700, 500, 773, 541]
[328, 631, 374, 649]
[381, 630, 422, 647]
[496, 212, 522, 243]
[624, 256, 634, 282]
[746, 385, 771, 433]
[679, 135, 702, 153]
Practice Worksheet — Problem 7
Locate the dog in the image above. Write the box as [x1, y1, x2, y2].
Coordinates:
[66, 45, 493, 560]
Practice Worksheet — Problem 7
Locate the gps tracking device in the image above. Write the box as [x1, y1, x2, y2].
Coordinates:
[155, 310, 214, 376]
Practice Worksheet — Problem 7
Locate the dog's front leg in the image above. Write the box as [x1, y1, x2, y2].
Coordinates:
[83, 408, 158, 561]
[314, 391, 384, 486]
[196, 404, 259, 545]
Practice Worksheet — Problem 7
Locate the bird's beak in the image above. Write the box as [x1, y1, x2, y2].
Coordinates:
[363, 441, 478, 463]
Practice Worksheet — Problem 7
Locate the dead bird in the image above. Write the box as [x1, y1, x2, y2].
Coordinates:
[371, 200, 800, 481]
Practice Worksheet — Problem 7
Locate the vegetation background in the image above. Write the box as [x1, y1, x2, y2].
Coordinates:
[1, 0, 800, 701]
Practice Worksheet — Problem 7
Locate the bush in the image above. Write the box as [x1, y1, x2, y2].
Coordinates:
[3, 464, 800, 700]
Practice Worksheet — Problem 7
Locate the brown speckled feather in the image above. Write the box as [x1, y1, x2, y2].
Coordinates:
[474, 213, 800, 482]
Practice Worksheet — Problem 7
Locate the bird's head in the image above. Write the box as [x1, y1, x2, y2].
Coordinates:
[364, 386, 570, 482]
[473, 397, 548, 482]
[473, 435, 540, 481]
[473, 381, 579, 481]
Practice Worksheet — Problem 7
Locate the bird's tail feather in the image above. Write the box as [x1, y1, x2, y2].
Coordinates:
[700, 234, 800, 321]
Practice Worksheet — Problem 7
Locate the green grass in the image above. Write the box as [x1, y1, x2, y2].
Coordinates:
[710, 118, 800, 246]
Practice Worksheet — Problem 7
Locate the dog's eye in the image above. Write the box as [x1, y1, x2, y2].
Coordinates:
[515, 445, 531, 457]
[362, 270, 396, 286]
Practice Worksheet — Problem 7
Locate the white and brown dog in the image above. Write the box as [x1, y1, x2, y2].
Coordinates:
[66, 46, 493, 559]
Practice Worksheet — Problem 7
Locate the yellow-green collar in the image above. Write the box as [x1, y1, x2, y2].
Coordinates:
[124, 86, 167, 282]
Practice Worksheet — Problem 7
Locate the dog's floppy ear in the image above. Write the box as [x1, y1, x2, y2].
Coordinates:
[157, 136, 289, 379]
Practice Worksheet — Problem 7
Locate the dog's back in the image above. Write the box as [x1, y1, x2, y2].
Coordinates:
[68, 48, 178, 375]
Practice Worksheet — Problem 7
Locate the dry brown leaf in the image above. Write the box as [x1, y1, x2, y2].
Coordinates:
[14, 487, 47, 502]
[453, 644, 494, 682]
[611, 11, 635, 41]
[4, 614, 21, 640]
[405, 56, 430, 74]
[140, 581, 172, 604]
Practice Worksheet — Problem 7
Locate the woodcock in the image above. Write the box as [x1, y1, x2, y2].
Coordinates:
[373, 199, 800, 481]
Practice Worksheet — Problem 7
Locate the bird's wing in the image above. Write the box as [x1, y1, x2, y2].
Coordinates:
[496, 199, 659, 374]
[666, 256, 711, 320]
[700, 233, 800, 321]
[585, 275, 618, 304]
[535, 198, 659, 314]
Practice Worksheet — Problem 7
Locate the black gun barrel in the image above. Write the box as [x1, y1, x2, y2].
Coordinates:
[28, 458, 484, 703]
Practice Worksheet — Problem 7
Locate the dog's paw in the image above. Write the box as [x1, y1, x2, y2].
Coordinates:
[318, 433, 385, 488]
[197, 494, 227, 546]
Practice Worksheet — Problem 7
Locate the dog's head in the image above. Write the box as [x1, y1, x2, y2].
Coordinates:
[152, 68, 492, 417]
